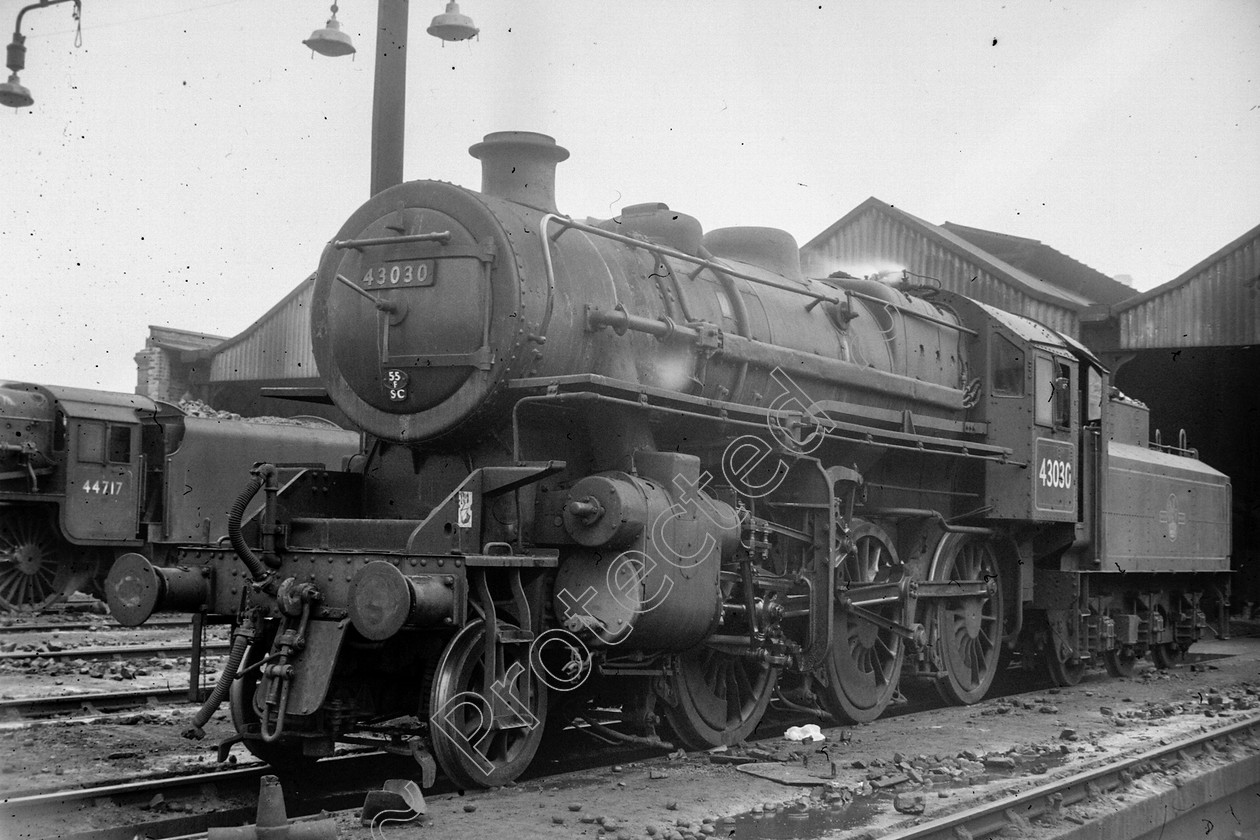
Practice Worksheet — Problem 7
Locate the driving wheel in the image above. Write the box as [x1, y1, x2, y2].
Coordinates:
[815, 519, 904, 724]
[0, 510, 89, 612]
[662, 646, 779, 749]
[931, 534, 1003, 705]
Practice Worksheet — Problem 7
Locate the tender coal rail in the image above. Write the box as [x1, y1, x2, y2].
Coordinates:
[880, 712, 1260, 840]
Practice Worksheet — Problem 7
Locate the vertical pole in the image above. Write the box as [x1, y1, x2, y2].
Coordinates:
[371, 0, 409, 196]
[188, 612, 204, 703]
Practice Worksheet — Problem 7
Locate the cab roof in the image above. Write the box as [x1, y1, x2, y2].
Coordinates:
[4, 383, 157, 424]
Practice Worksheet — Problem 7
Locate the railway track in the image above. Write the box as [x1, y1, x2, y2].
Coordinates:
[10, 708, 1259, 840]
[880, 711, 1260, 840]
[1, 722, 651, 840]
[4, 642, 1253, 839]
[0, 617, 192, 634]
[5, 764, 274, 840]
[0, 686, 195, 720]
[0, 642, 230, 662]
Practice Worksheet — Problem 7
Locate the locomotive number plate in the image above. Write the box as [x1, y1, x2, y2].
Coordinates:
[361, 259, 434, 288]
[1033, 437, 1077, 516]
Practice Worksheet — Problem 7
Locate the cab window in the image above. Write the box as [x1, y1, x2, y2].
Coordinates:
[77, 423, 105, 463]
[107, 426, 132, 463]
[1035, 356, 1073, 428]
[991, 336, 1025, 396]
[1086, 367, 1103, 425]
[53, 410, 67, 451]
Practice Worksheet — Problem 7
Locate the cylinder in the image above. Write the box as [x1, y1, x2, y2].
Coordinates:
[553, 462, 737, 651]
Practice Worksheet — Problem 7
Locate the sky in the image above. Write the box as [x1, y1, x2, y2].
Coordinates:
[2, 0, 1257, 394]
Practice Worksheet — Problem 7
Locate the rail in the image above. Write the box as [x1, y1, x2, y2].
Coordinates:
[1151, 427, 1200, 460]
[0, 687, 191, 720]
[0, 642, 230, 662]
[880, 712, 1260, 840]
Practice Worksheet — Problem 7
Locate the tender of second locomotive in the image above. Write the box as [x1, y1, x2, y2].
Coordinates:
[105, 132, 1230, 788]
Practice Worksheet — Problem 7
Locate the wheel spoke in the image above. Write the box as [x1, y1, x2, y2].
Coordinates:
[874, 634, 895, 663]
[723, 671, 742, 723]
[732, 661, 755, 707]
[0, 574, 21, 603]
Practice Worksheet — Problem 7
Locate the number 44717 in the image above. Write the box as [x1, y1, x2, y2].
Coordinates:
[82, 480, 123, 495]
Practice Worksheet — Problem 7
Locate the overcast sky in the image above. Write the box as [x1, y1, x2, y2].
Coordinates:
[3, 0, 1257, 394]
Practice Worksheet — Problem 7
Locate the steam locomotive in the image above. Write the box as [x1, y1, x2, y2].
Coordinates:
[104, 132, 1231, 788]
[0, 383, 359, 611]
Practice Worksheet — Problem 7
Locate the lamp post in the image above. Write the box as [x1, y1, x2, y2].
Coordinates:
[305, 1, 478, 197]
[1, 0, 81, 109]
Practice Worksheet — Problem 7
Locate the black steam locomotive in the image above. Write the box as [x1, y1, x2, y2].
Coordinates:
[105, 132, 1231, 788]
[0, 383, 359, 611]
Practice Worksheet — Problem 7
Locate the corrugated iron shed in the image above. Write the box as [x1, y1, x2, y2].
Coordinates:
[801, 198, 1091, 337]
[204, 276, 318, 383]
[146, 326, 226, 353]
[1113, 223, 1260, 350]
[940, 222, 1134, 306]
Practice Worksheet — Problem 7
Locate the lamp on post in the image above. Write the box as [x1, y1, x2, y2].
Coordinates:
[426, 2, 478, 42]
[302, 4, 355, 58]
[304, 1, 477, 196]
[1, 0, 82, 109]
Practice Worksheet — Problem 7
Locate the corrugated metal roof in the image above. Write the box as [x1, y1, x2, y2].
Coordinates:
[146, 326, 226, 352]
[206, 276, 319, 383]
[1115, 223, 1260, 349]
[940, 222, 1135, 306]
[801, 198, 1086, 336]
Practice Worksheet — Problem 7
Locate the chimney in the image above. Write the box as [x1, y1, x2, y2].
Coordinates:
[468, 131, 570, 213]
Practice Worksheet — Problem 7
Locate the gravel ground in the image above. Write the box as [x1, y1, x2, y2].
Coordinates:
[1, 619, 1258, 839]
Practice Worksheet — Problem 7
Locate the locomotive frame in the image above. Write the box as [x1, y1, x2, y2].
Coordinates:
[103, 131, 1231, 789]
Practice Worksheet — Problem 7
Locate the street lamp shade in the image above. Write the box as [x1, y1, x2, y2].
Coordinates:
[427, 1, 478, 42]
[0, 72, 32, 108]
[304, 5, 356, 58]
